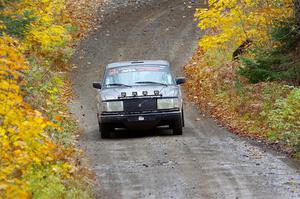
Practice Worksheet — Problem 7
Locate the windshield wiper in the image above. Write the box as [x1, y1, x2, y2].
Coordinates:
[106, 83, 132, 87]
[135, 81, 168, 86]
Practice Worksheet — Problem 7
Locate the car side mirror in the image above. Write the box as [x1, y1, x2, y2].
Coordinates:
[93, 82, 102, 89]
[175, 77, 186, 85]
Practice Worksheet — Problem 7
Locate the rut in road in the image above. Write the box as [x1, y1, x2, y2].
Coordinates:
[71, 0, 300, 198]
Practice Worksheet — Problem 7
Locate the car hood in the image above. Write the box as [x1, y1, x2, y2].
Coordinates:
[100, 85, 179, 101]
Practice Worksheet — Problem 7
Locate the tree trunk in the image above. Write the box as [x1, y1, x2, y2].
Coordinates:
[295, 0, 300, 23]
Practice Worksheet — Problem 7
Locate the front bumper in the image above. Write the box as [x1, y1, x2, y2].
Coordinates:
[99, 111, 181, 129]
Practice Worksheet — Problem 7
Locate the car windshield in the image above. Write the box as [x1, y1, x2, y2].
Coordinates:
[104, 65, 174, 87]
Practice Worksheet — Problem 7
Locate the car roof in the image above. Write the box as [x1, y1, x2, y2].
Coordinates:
[106, 60, 170, 69]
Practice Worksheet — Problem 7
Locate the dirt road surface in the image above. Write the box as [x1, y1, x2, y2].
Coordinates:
[71, 0, 300, 198]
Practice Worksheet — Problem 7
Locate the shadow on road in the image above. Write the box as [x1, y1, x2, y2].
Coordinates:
[104, 127, 177, 140]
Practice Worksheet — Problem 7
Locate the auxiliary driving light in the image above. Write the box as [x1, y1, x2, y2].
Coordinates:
[132, 92, 138, 96]
[154, 90, 160, 96]
[121, 92, 126, 97]
[142, 91, 148, 96]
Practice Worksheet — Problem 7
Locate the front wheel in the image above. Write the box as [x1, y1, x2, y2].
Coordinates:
[172, 117, 183, 135]
[99, 123, 112, 139]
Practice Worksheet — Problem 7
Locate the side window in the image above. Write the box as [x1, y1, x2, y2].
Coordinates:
[167, 73, 173, 84]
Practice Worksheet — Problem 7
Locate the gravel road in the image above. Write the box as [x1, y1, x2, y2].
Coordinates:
[71, 0, 300, 198]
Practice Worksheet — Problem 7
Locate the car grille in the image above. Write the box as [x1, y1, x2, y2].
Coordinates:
[123, 98, 157, 113]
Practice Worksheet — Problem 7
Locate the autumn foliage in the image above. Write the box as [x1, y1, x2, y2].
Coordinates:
[186, 0, 300, 155]
[0, 0, 102, 197]
[195, 0, 294, 62]
[0, 34, 52, 197]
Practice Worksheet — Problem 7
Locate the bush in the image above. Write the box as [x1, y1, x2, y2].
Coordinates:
[25, 166, 93, 199]
[239, 54, 300, 85]
[271, 18, 300, 53]
[267, 88, 300, 150]
[0, 11, 35, 37]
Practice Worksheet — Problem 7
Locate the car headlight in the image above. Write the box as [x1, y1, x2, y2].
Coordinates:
[157, 98, 179, 110]
[102, 101, 124, 112]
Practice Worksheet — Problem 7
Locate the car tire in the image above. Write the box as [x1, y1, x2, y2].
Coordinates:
[99, 123, 111, 139]
[172, 117, 183, 135]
